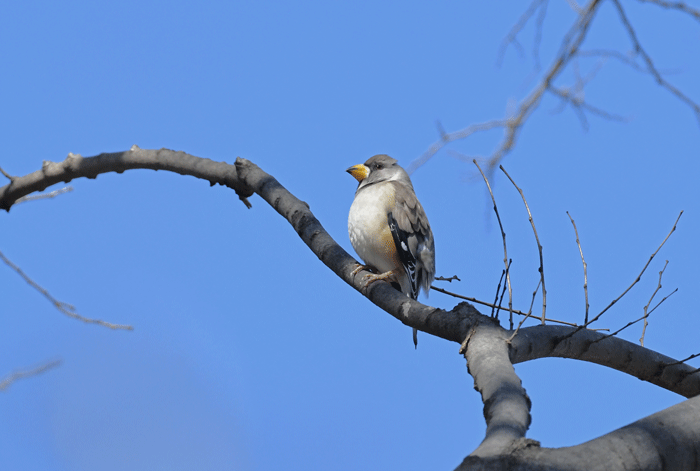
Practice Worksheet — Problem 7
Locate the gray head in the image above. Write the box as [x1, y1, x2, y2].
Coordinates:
[346, 154, 412, 192]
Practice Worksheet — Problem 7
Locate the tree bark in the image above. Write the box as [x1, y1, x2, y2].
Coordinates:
[2, 149, 699, 470]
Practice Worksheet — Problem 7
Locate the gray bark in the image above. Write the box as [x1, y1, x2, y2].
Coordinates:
[2, 148, 698, 470]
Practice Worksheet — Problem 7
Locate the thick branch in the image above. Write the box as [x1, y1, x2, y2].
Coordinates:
[457, 394, 700, 470]
[5, 150, 700, 468]
[465, 321, 532, 458]
[0, 149, 478, 344]
[4, 150, 698, 399]
[0, 146, 255, 212]
[510, 325, 700, 398]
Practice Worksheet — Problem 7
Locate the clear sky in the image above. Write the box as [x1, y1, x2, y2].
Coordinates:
[2, 1, 699, 470]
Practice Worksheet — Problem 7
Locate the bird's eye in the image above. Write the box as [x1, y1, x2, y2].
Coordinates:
[375, 164, 383, 170]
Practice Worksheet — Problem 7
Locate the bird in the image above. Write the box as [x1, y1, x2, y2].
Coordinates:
[346, 154, 435, 347]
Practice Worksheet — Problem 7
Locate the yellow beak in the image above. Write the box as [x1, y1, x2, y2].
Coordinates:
[346, 164, 370, 182]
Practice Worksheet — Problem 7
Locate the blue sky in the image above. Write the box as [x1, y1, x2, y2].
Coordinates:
[1, 1, 699, 470]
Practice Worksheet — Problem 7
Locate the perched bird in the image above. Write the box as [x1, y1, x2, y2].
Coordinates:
[346, 154, 435, 347]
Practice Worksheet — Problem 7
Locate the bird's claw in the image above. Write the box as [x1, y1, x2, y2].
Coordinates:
[362, 269, 400, 289]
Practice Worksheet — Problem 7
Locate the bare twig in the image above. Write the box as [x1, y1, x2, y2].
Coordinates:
[413, 0, 604, 171]
[15, 186, 73, 205]
[646, 287, 678, 317]
[474, 159, 514, 327]
[0, 166, 14, 181]
[495, 260, 513, 325]
[578, 49, 647, 73]
[492, 267, 507, 319]
[486, 0, 604, 168]
[567, 212, 590, 323]
[408, 120, 507, 175]
[431, 286, 578, 327]
[435, 275, 461, 282]
[591, 288, 677, 343]
[637, 0, 700, 22]
[550, 86, 629, 124]
[565, 0, 584, 14]
[500, 165, 547, 324]
[532, 0, 549, 71]
[665, 352, 700, 368]
[640, 260, 669, 346]
[508, 279, 542, 342]
[612, 0, 700, 123]
[496, 0, 548, 66]
[585, 211, 683, 329]
[0, 359, 62, 391]
[0, 250, 133, 330]
[416, 0, 697, 176]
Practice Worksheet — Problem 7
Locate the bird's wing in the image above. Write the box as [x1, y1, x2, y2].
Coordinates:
[388, 181, 435, 298]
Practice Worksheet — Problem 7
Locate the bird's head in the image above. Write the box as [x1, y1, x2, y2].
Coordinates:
[346, 154, 409, 190]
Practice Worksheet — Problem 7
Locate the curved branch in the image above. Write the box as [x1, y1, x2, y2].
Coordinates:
[0, 146, 256, 212]
[457, 393, 700, 470]
[3, 150, 699, 400]
[465, 321, 531, 458]
[0, 148, 478, 344]
[0, 149, 533, 458]
[5, 149, 700, 467]
[510, 325, 700, 398]
[0, 359, 62, 391]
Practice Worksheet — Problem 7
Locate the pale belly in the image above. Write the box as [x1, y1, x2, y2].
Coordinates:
[348, 189, 399, 274]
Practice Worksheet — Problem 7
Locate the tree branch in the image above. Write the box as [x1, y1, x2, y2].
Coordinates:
[457, 393, 700, 470]
[612, 0, 700, 123]
[466, 321, 532, 458]
[0, 149, 477, 344]
[510, 324, 700, 398]
[4, 149, 699, 468]
[0, 146, 256, 212]
[1, 249, 133, 330]
[0, 359, 62, 391]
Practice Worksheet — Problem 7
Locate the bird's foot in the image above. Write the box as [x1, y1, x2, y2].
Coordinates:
[351, 263, 373, 277]
[362, 268, 401, 289]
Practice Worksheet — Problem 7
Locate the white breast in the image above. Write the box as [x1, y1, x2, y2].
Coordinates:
[348, 184, 397, 274]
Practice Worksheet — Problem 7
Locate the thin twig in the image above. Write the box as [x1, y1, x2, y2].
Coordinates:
[679, 353, 700, 364]
[612, 0, 700, 123]
[565, 0, 583, 14]
[435, 275, 461, 282]
[416, 0, 697, 174]
[665, 352, 700, 367]
[491, 268, 507, 318]
[567, 212, 590, 324]
[646, 287, 678, 317]
[408, 120, 507, 175]
[532, 0, 549, 71]
[496, 0, 548, 66]
[412, 0, 604, 171]
[0, 166, 14, 182]
[591, 288, 677, 343]
[0, 250, 134, 330]
[550, 86, 629, 123]
[508, 279, 542, 342]
[500, 165, 547, 324]
[585, 211, 683, 329]
[640, 260, 669, 346]
[0, 359, 62, 391]
[578, 49, 648, 73]
[430, 286, 577, 327]
[682, 367, 700, 377]
[487, 0, 604, 168]
[474, 159, 514, 328]
[496, 260, 513, 325]
[637, 0, 700, 22]
[15, 186, 73, 205]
